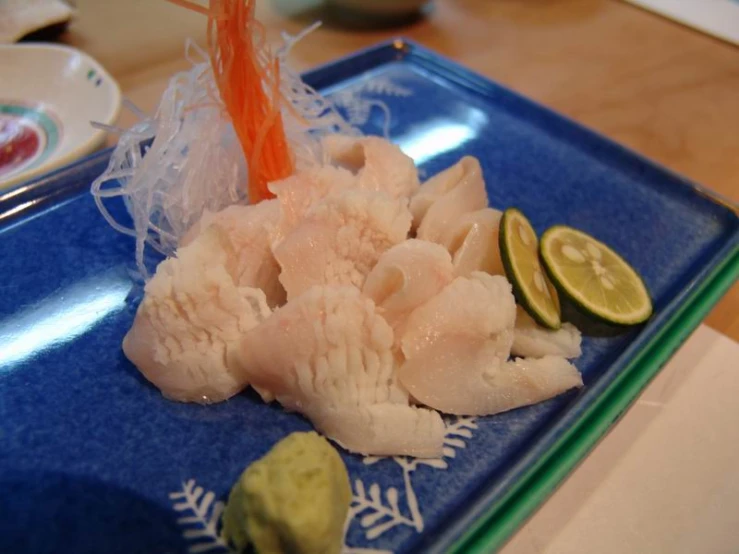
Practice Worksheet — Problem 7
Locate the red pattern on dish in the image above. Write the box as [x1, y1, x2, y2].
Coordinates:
[0, 115, 42, 177]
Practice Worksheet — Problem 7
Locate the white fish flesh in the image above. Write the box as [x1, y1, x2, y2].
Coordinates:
[410, 156, 488, 236]
[444, 207, 504, 278]
[398, 272, 582, 415]
[322, 135, 420, 199]
[400, 272, 516, 360]
[512, 306, 582, 359]
[268, 165, 356, 244]
[363, 239, 454, 333]
[180, 200, 285, 307]
[234, 286, 445, 457]
[123, 226, 272, 404]
[273, 190, 412, 300]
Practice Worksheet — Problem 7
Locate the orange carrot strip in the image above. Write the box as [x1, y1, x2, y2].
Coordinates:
[165, 0, 211, 17]
[171, 0, 294, 203]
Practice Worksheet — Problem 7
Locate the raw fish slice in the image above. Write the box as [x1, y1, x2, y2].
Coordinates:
[273, 190, 412, 300]
[235, 286, 445, 457]
[401, 272, 516, 359]
[123, 226, 271, 404]
[181, 200, 285, 307]
[401, 337, 583, 415]
[363, 239, 454, 332]
[268, 165, 357, 243]
[398, 272, 582, 415]
[410, 156, 488, 233]
[512, 306, 582, 359]
[496, 356, 583, 406]
[307, 403, 447, 458]
[409, 160, 466, 228]
[322, 135, 420, 199]
[444, 208, 505, 278]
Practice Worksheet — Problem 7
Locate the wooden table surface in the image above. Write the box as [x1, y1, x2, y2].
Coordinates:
[61, 0, 738, 341]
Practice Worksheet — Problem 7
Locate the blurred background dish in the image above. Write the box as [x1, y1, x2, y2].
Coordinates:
[0, 43, 121, 190]
[327, 0, 430, 15]
[0, 0, 75, 44]
[325, 0, 431, 26]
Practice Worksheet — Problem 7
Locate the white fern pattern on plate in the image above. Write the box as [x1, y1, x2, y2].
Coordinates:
[170, 417, 477, 554]
[170, 479, 228, 553]
[331, 76, 413, 138]
[350, 417, 478, 543]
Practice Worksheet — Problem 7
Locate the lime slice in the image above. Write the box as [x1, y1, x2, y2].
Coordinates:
[540, 225, 652, 326]
[499, 208, 561, 330]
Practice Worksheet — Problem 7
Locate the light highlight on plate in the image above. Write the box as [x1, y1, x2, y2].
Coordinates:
[399, 123, 475, 165]
[0, 271, 131, 368]
[397, 106, 488, 165]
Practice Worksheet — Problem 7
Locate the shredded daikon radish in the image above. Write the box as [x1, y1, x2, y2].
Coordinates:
[91, 43, 244, 277]
[276, 23, 362, 167]
[91, 28, 359, 278]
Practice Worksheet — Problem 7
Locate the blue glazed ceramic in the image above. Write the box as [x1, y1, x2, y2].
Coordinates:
[1, 40, 737, 554]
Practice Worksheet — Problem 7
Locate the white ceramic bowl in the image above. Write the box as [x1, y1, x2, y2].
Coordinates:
[0, 43, 121, 189]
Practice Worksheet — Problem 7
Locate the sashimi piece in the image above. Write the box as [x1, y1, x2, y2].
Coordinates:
[362, 239, 454, 332]
[409, 160, 466, 229]
[273, 190, 412, 300]
[512, 306, 582, 359]
[181, 200, 285, 307]
[123, 226, 271, 404]
[401, 339, 583, 415]
[401, 272, 516, 359]
[308, 403, 446, 459]
[322, 135, 420, 199]
[410, 156, 488, 234]
[234, 286, 445, 457]
[495, 356, 583, 406]
[398, 272, 582, 415]
[444, 208, 505, 278]
[268, 165, 356, 243]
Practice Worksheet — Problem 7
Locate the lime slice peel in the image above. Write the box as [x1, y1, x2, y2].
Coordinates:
[499, 208, 561, 330]
[540, 225, 652, 326]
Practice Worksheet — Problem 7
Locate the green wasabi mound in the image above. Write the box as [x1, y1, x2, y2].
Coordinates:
[222, 431, 351, 554]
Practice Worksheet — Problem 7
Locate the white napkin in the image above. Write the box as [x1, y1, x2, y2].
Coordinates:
[623, 0, 739, 46]
[0, 0, 75, 44]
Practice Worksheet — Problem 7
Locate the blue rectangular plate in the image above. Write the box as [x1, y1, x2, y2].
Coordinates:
[1, 40, 737, 554]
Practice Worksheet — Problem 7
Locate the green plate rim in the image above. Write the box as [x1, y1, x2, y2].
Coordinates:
[449, 244, 739, 554]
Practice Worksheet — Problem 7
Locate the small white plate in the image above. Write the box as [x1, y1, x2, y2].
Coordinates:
[0, 43, 121, 190]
